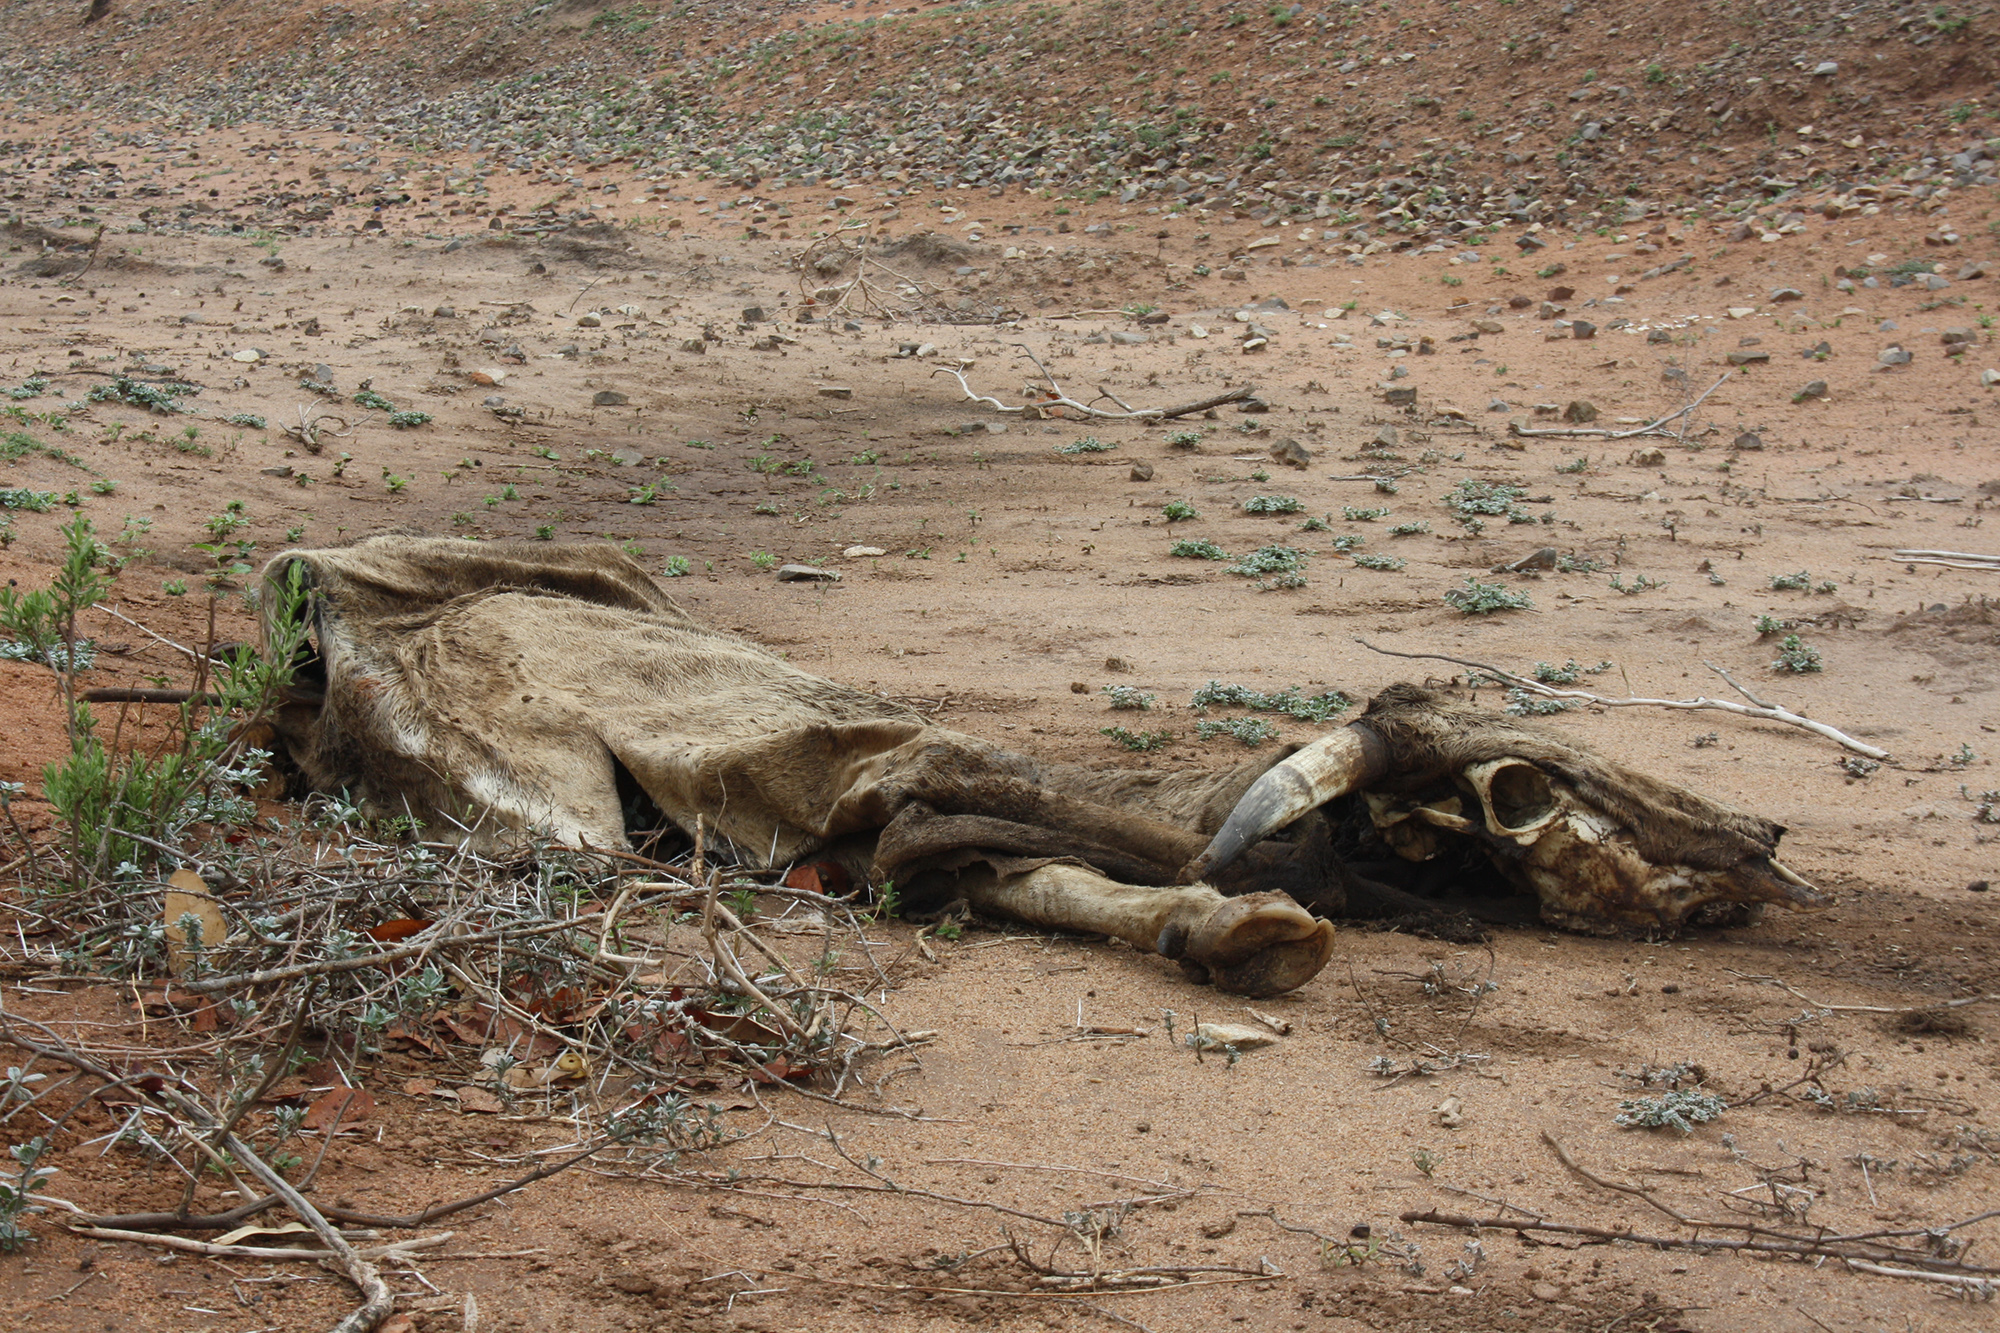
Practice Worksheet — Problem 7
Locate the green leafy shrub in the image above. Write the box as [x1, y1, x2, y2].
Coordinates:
[1388, 521, 1430, 536]
[1161, 499, 1200, 522]
[387, 410, 433, 428]
[1055, 436, 1116, 454]
[1614, 1090, 1727, 1134]
[1227, 545, 1307, 576]
[1444, 577, 1533, 614]
[1169, 538, 1228, 560]
[87, 378, 187, 413]
[223, 413, 267, 429]
[1191, 682, 1350, 722]
[662, 556, 692, 577]
[1102, 685, 1156, 710]
[1242, 494, 1304, 514]
[1196, 717, 1279, 745]
[1351, 553, 1405, 571]
[352, 389, 396, 411]
[1102, 726, 1173, 751]
[1341, 506, 1389, 522]
[1771, 634, 1823, 673]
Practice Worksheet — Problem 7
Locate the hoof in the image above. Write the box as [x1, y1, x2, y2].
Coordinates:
[1184, 892, 1335, 997]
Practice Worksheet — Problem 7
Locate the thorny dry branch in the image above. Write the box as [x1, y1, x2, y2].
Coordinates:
[1355, 639, 1890, 760]
[936, 345, 1256, 421]
[1506, 373, 1731, 441]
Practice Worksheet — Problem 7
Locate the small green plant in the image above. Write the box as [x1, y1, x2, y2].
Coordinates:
[1387, 521, 1430, 537]
[533, 524, 557, 540]
[532, 445, 561, 461]
[1161, 499, 1200, 522]
[1191, 682, 1349, 722]
[1614, 1090, 1727, 1135]
[1102, 725, 1173, 751]
[1555, 554, 1602, 573]
[1242, 494, 1304, 514]
[382, 470, 408, 493]
[1555, 455, 1591, 474]
[223, 412, 267, 429]
[1055, 436, 1117, 455]
[1227, 545, 1307, 577]
[1166, 429, 1204, 448]
[87, 377, 185, 414]
[1299, 515, 1331, 533]
[1444, 577, 1533, 614]
[387, 410, 432, 428]
[352, 388, 396, 412]
[1412, 1147, 1439, 1179]
[1102, 685, 1156, 710]
[661, 556, 692, 577]
[1197, 717, 1278, 745]
[1351, 553, 1405, 571]
[88, 479, 117, 495]
[1769, 571, 1813, 591]
[1771, 634, 1823, 673]
[1608, 573, 1664, 595]
[1533, 660, 1611, 685]
[627, 481, 673, 505]
[1505, 688, 1573, 716]
[0, 1136, 54, 1251]
[1169, 539, 1228, 560]
[1446, 479, 1530, 525]
[749, 551, 778, 570]
[1342, 506, 1390, 522]
[1952, 743, 1977, 768]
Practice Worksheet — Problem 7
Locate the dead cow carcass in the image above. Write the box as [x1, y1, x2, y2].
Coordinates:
[261, 538, 1825, 996]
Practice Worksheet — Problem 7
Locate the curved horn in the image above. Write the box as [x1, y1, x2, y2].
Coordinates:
[1181, 725, 1389, 883]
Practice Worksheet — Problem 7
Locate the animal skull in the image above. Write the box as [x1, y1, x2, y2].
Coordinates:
[1188, 685, 1828, 936]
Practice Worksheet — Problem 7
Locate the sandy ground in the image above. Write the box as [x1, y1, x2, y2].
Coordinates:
[1, 113, 1998, 1333]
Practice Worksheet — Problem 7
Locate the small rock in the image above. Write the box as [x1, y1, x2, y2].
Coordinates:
[1811, 60, 1838, 76]
[591, 390, 629, 407]
[679, 338, 706, 354]
[775, 564, 838, 582]
[1238, 397, 1271, 414]
[1879, 346, 1913, 367]
[1732, 431, 1765, 451]
[1269, 437, 1312, 469]
[1241, 336, 1268, 353]
[816, 385, 854, 399]
[433, 305, 455, 319]
[1187, 323, 1209, 338]
[1795, 380, 1828, 401]
[1923, 274, 1952, 291]
[1494, 547, 1558, 573]
[1770, 287, 1804, 302]
[741, 306, 767, 324]
[1646, 329, 1672, 344]
[1371, 426, 1400, 448]
[1531, 1282, 1566, 1303]
[1516, 233, 1546, 252]
[230, 348, 263, 363]
[1538, 301, 1565, 321]
[1958, 262, 1988, 281]
[752, 335, 785, 352]
[1108, 330, 1148, 346]
[1193, 1022, 1278, 1051]
[1802, 340, 1832, 359]
[1726, 349, 1769, 365]
[1562, 400, 1598, 424]
[576, 312, 602, 328]
[1547, 285, 1576, 302]
[1942, 327, 1977, 349]
[1129, 461, 1155, 481]
[1434, 1095, 1465, 1128]
[842, 546, 886, 558]
[468, 369, 506, 386]
[1383, 387, 1417, 407]
[1570, 320, 1597, 340]
[258, 464, 294, 478]
[1488, 398, 1510, 412]
[1982, 369, 2000, 387]
[1471, 319, 1504, 335]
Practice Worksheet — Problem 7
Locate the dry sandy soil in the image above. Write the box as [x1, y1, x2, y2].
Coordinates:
[2, 14, 2000, 1331]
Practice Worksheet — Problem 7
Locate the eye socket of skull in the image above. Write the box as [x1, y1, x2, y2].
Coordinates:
[1462, 758, 1564, 838]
